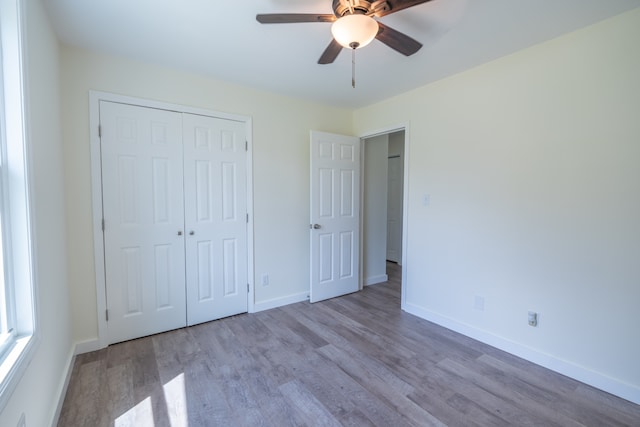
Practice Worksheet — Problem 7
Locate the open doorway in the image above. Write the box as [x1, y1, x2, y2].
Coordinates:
[361, 129, 405, 299]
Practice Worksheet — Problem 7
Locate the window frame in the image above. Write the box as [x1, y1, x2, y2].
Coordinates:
[0, 0, 39, 412]
[0, 78, 15, 358]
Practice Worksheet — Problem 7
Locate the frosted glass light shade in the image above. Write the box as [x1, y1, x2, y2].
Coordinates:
[331, 14, 378, 48]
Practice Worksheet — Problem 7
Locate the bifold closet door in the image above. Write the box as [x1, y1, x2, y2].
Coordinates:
[182, 113, 248, 326]
[100, 101, 187, 344]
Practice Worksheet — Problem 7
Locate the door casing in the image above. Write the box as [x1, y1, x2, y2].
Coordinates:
[89, 91, 254, 350]
[358, 124, 410, 309]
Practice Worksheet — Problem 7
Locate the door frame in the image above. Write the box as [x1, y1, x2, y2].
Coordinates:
[89, 91, 255, 349]
[358, 123, 410, 310]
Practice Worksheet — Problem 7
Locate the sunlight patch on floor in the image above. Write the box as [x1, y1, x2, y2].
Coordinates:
[163, 373, 188, 426]
[113, 373, 189, 426]
[115, 396, 153, 427]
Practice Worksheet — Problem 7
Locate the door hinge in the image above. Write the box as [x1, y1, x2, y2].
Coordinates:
[245, 140, 248, 151]
[246, 213, 249, 223]
[105, 309, 109, 321]
[102, 218, 105, 231]
[247, 283, 250, 293]
[98, 125, 102, 138]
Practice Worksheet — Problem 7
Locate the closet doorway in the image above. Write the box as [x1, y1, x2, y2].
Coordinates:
[91, 93, 253, 345]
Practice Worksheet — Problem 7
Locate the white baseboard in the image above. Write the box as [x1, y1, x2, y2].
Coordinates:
[51, 338, 107, 426]
[74, 338, 102, 355]
[50, 347, 75, 427]
[252, 291, 309, 313]
[404, 302, 640, 405]
[364, 274, 388, 286]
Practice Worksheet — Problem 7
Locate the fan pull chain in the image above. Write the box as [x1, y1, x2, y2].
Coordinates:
[349, 41, 360, 89]
[352, 47, 356, 88]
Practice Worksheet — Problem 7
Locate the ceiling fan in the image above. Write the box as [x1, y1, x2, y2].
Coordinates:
[256, 0, 434, 69]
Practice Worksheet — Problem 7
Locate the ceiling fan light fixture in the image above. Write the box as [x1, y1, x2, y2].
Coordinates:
[331, 14, 378, 49]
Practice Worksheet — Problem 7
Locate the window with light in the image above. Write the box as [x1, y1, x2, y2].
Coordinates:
[0, 0, 37, 412]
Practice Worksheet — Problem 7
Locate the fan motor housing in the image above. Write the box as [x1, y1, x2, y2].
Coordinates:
[332, 0, 391, 17]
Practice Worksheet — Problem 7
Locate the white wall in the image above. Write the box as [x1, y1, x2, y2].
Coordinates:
[60, 47, 353, 344]
[363, 134, 389, 285]
[354, 8, 640, 403]
[0, 0, 72, 426]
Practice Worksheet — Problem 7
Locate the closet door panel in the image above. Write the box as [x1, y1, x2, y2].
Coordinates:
[100, 101, 186, 344]
[183, 114, 248, 325]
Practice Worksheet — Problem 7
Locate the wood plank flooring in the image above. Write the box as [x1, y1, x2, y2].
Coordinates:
[58, 262, 640, 426]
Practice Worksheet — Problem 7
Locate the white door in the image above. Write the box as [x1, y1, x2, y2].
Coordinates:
[310, 131, 360, 303]
[100, 101, 186, 344]
[183, 113, 248, 325]
[386, 156, 403, 263]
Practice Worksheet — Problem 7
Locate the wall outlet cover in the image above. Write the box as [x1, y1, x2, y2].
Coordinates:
[528, 311, 538, 327]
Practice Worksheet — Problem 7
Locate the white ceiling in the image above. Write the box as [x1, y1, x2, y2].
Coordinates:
[43, 0, 640, 108]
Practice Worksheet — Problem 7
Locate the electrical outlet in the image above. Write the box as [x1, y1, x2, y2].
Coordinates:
[528, 311, 538, 327]
[262, 274, 269, 287]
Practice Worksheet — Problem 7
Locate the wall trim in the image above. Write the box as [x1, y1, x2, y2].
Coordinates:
[49, 347, 75, 427]
[253, 292, 309, 313]
[74, 339, 101, 355]
[364, 274, 388, 286]
[404, 302, 640, 405]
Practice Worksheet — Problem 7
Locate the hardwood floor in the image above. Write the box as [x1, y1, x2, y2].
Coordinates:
[58, 262, 640, 426]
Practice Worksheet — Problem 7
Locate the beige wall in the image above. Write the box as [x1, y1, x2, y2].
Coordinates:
[0, 0, 72, 426]
[354, 8, 640, 402]
[60, 47, 353, 343]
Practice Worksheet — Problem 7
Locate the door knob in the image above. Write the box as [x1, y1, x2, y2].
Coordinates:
[312, 224, 321, 229]
[189, 231, 195, 236]
[177, 231, 183, 236]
